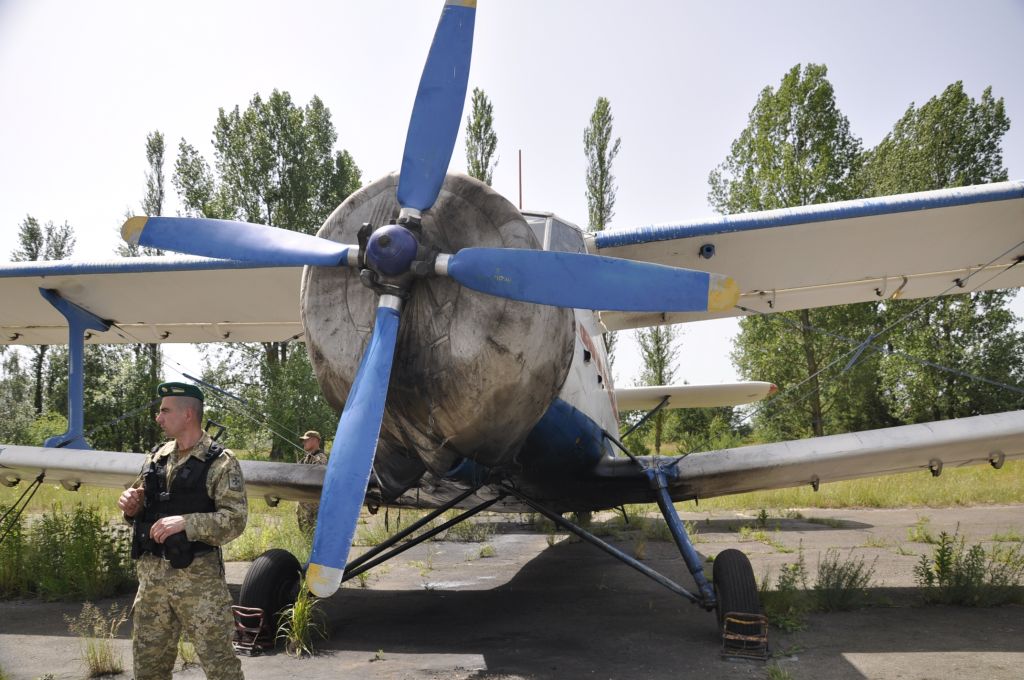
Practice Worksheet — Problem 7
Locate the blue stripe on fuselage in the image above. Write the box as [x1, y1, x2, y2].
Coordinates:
[517, 398, 612, 480]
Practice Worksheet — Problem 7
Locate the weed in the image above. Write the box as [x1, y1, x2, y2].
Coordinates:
[443, 513, 496, 542]
[991, 529, 1024, 542]
[783, 510, 804, 520]
[759, 545, 811, 632]
[633, 537, 647, 560]
[815, 549, 876, 611]
[895, 544, 917, 557]
[755, 508, 770, 528]
[226, 508, 311, 563]
[861, 535, 892, 549]
[354, 508, 428, 547]
[353, 570, 374, 589]
[907, 516, 937, 544]
[738, 526, 791, 553]
[2, 504, 135, 600]
[914, 530, 1024, 606]
[177, 636, 198, 669]
[408, 546, 439, 577]
[767, 664, 795, 680]
[64, 602, 129, 677]
[478, 544, 496, 558]
[277, 578, 327, 657]
[772, 644, 805, 658]
[806, 516, 844, 528]
[372, 649, 386, 662]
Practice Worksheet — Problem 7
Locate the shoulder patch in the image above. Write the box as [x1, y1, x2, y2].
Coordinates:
[228, 471, 243, 492]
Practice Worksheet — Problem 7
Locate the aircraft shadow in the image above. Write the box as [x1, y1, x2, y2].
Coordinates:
[303, 537, 1023, 679]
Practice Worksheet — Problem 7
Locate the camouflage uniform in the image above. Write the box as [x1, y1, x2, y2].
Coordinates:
[296, 448, 327, 536]
[128, 433, 247, 680]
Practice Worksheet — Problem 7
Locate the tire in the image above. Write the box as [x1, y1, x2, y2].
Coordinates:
[238, 549, 302, 639]
[713, 549, 761, 634]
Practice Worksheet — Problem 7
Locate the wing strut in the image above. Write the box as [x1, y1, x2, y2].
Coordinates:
[37, 288, 111, 449]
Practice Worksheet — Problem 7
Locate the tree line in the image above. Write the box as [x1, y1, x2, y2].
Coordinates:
[1, 67, 1021, 460]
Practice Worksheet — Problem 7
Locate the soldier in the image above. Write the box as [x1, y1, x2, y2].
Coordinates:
[296, 430, 327, 535]
[118, 382, 247, 680]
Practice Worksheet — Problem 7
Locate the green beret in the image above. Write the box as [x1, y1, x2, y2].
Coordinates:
[157, 381, 204, 402]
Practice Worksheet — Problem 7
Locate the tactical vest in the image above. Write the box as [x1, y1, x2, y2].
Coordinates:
[135, 441, 224, 563]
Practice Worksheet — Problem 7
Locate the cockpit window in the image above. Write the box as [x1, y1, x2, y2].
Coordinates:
[524, 215, 547, 247]
[548, 219, 586, 254]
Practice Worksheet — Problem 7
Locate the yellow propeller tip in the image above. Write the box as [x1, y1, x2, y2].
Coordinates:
[707, 275, 739, 312]
[305, 561, 343, 598]
[121, 216, 148, 245]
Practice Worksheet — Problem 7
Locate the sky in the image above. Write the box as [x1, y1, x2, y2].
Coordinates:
[1, 0, 1022, 387]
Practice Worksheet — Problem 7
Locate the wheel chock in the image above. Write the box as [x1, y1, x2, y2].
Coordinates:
[231, 605, 270, 656]
[720, 611, 769, 661]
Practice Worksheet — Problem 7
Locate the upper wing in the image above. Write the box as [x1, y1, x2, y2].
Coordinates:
[0, 257, 303, 345]
[0, 445, 324, 502]
[592, 182, 1024, 331]
[615, 382, 774, 411]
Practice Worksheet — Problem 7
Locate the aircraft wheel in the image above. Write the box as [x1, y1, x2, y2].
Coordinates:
[238, 548, 302, 639]
[713, 548, 760, 632]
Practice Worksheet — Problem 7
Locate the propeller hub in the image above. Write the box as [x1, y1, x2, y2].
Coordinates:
[365, 224, 418, 276]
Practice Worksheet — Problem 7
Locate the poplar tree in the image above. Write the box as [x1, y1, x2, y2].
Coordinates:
[465, 87, 498, 185]
[584, 96, 622, 363]
[635, 325, 678, 454]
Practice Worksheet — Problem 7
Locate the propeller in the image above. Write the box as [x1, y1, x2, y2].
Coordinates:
[119, 0, 740, 598]
[305, 297, 402, 597]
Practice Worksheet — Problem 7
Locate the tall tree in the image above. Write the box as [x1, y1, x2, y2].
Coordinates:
[11, 216, 75, 414]
[119, 130, 166, 257]
[584, 96, 622, 363]
[465, 87, 498, 185]
[860, 82, 1023, 421]
[710, 64, 884, 440]
[635, 325, 678, 454]
[173, 90, 361, 458]
[112, 130, 168, 450]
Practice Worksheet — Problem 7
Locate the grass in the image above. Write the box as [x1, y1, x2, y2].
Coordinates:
[688, 459, 1024, 510]
[991, 529, 1024, 542]
[914, 529, 1024, 606]
[1, 503, 135, 600]
[478, 544, 496, 558]
[277, 577, 327, 657]
[737, 526, 792, 553]
[64, 602, 129, 677]
[767, 664, 795, 680]
[224, 501, 311, 563]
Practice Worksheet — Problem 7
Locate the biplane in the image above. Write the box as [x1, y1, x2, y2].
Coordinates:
[2, 0, 1023, 655]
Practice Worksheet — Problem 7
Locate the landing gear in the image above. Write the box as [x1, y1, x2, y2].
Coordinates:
[237, 549, 302, 644]
[713, 549, 768, 659]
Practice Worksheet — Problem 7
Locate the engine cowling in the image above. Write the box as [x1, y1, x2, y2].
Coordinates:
[301, 173, 575, 488]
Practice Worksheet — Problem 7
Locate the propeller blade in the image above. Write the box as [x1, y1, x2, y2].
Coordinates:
[121, 216, 354, 267]
[440, 248, 739, 312]
[397, 0, 476, 213]
[306, 297, 403, 598]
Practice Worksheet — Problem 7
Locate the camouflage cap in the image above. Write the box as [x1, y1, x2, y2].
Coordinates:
[157, 381, 204, 402]
[300, 430, 322, 440]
